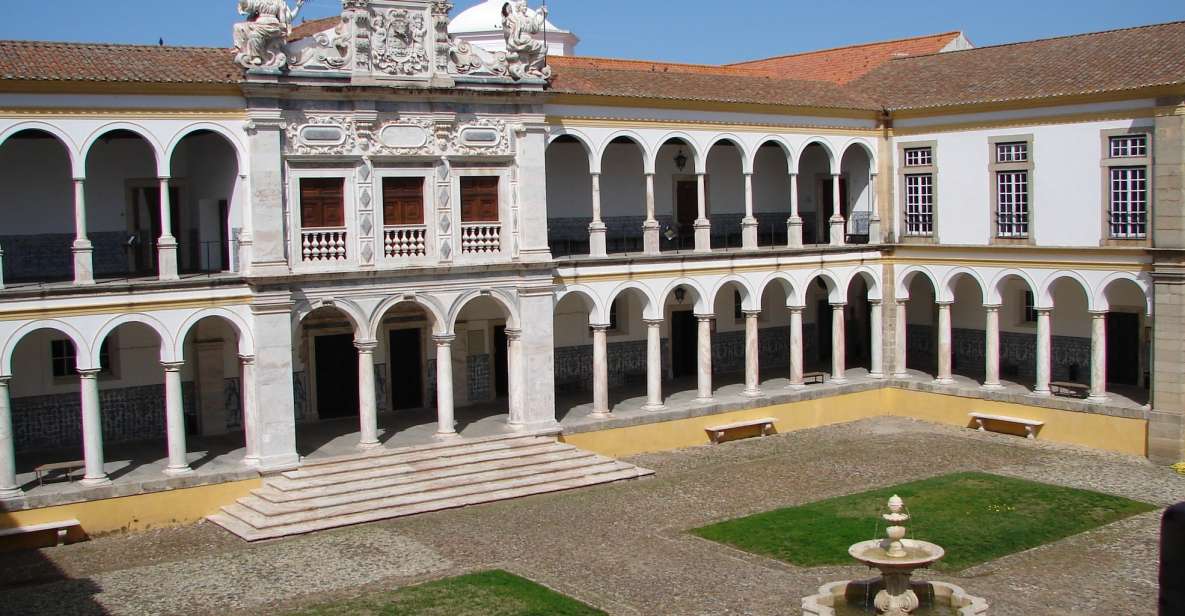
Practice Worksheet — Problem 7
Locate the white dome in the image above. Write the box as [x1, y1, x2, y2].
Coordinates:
[449, 0, 570, 35]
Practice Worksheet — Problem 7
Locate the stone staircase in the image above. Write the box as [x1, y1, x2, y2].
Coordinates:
[208, 431, 653, 541]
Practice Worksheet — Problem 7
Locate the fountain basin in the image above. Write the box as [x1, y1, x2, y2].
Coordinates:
[848, 539, 945, 569]
[802, 579, 989, 616]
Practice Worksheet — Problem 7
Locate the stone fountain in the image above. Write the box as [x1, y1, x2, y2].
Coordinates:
[802, 495, 988, 616]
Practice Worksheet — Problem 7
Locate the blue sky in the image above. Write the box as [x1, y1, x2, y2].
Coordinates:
[2, 1, 1183, 64]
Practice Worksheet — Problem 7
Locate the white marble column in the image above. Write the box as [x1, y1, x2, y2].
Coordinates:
[742, 172, 758, 249]
[829, 174, 846, 246]
[72, 178, 94, 285]
[696, 315, 714, 401]
[356, 340, 380, 448]
[743, 310, 762, 396]
[239, 355, 260, 467]
[1034, 308, 1052, 396]
[0, 377, 21, 499]
[1089, 311, 1108, 403]
[643, 173, 660, 254]
[893, 300, 909, 378]
[788, 307, 805, 388]
[590, 325, 611, 418]
[831, 303, 848, 384]
[162, 362, 192, 475]
[694, 172, 711, 252]
[869, 300, 885, 379]
[982, 305, 1003, 390]
[643, 319, 665, 410]
[79, 369, 110, 486]
[588, 172, 607, 257]
[868, 172, 883, 244]
[157, 177, 179, 281]
[505, 328, 526, 427]
[788, 172, 803, 248]
[936, 301, 954, 384]
[434, 335, 459, 438]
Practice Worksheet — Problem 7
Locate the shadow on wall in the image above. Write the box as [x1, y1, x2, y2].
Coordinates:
[0, 507, 107, 615]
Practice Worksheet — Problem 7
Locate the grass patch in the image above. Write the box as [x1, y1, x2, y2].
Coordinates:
[287, 570, 605, 616]
[692, 472, 1156, 572]
[1173, 462, 1185, 476]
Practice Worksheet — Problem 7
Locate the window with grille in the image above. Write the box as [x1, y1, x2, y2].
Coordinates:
[904, 174, 934, 236]
[608, 299, 620, 332]
[1110, 167, 1148, 239]
[1023, 292, 1037, 323]
[299, 178, 345, 228]
[904, 147, 932, 167]
[1109, 135, 1148, 158]
[460, 177, 499, 222]
[382, 177, 424, 226]
[996, 171, 1029, 238]
[51, 338, 112, 377]
[996, 142, 1028, 163]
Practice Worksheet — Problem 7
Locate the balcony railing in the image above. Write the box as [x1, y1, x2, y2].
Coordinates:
[301, 227, 348, 262]
[383, 225, 429, 258]
[460, 222, 501, 255]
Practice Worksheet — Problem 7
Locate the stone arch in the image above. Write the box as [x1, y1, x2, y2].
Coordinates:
[92, 313, 175, 365]
[81, 122, 165, 175]
[547, 128, 598, 173]
[941, 268, 988, 304]
[0, 320, 90, 376]
[1038, 270, 1093, 310]
[798, 138, 837, 175]
[555, 285, 607, 326]
[711, 275, 759, 312]
[369, 294, 449, 339]
[704, 134, 752, 174]
[846, 266, 883, 301]
[293, 297, 370, 341]
[803, 269, 845, 304]
[447, 288, 521, 334]
[606, 281, 660, 321]
[599, 130, 652, 174]
[0, 122, 82, 176]
[838, 138, 878, 170]
[652, 132, 702, 174]
[986, 269, 1039, 305]
[660, 278, 712, 315]
[896, 265, 941, 302]
[164, 123, 247, 176]
[749, 135, 796, 173]
[759, 271, 801, 308]
[1097, 271, 1152, 315]
[174, 307, 256, 358]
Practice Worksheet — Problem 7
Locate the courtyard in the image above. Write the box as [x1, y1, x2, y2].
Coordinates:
[0, 416, 1178, 615]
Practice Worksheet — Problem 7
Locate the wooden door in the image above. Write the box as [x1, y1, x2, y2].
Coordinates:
[300, 178, 345, 228]
[383, 177, 424, 226]
[461, 177, 499, 222]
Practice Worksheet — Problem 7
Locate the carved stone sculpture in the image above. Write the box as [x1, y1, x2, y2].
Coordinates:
[233, 0, 305, 69]
[373, 8, 429, 75]
[501, 0, 551, 80]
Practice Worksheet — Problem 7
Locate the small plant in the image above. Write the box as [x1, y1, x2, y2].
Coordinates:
[1172, 462, 1185, 476]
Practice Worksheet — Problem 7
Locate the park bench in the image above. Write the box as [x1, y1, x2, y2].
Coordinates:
[968, 412, 1044, 440]
[706, 417, 777, 444]
[803, 371, 827, 385]
[1050, 381, 1089, 399]
[0, 519, 82, 550]
[34, 460, 85, 485]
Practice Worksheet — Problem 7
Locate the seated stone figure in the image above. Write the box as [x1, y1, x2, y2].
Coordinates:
[234, 0, 304, 69]
[501, 0, 552, 80]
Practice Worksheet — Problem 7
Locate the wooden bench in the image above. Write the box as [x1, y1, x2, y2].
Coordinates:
[968, 412, 1044, 440]
[1050, 381, 1089, 399]
[34, 460, 85, 486]
[803, 371, 827, 385]
[706, 418, 777, 444]
[0, 519, 82, 550]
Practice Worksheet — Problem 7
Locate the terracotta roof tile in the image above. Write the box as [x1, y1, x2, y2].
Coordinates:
[729, 32, 964, 84]
[0, 40, 240, 84]
[854, 21, 1185, 110]
[290, 17, 341, 42]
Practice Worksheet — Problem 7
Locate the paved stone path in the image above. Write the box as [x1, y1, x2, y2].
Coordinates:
[1, 417, 1181, 615]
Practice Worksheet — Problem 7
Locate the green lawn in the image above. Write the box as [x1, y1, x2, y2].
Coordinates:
[692, 472, 1157, 572]
[287, 570, 606, 616]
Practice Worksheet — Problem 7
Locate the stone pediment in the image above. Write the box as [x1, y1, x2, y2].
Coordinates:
[234, 0, 550, 87]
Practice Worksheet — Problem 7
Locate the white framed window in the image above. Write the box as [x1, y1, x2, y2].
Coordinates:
[904, 147, 932, 167]
[1109, 135, 1148, 158]
[996, 171, 1029, 238]
[1110, 167, 1148, 239]
[904, 174, 934, 237]
[996, 142, 1029, 163]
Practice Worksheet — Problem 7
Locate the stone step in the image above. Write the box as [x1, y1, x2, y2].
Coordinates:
[244, 454, 616, 515]
[222, 460, 637, 529]
[282, 435, 555, 480]
[267, 442, 571, 492]
[295, 429, 560, 470]
[256, 446, 595, 502]
[213, 465, 651, 542]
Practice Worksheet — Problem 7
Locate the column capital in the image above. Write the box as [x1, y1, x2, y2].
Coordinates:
[643, 318, 664, 328]
[936, 300, 954, 308]
[433, 334, 456, 345]
[503, 328, 523, 341]
[238, 354, 256, 365]
[788, 305, 806, 314]
[868, 299, 883, 307]
[789, 171, 799, 178]
[742, 309, 761, 318]
[830, 301, 848, 308]
[157, 176, 172, 183]
[0, 375, 9, 385]
[1089, 310, 1109, 318]
[354, 339, 379, 353]
[589, 324, 611, 333]
[694, 313, 716, 322]
[590, 171, 601, 178]
[73, 176, 86, 184]
[983, 303, 1002, 311]
[161, 362, 185, 372]
[1035, 307, 1053, 315]
[77, 368, 101, 379]
[743, 171, 754, 178]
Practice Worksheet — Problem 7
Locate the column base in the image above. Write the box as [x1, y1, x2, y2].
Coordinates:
[241, 455, 262, 468]
[869, 372, 885, 380]
[1087, 394, 1110, 404]
[786, 382, 806, 390]
[892, 372, 910, 379]
[1030, 389, 1052, 397]
[642, 220, 661, 254]
[934, 377, 955, 385]
[0, 487, 24, 500]
[693, 220, 712, 253]
[829, 219, 846, 246]
[830, 378, 849, 385]
[588, 222, 607, 258]
[741, 218, 758, 250]
[434, 430, 462, 441]
[588, 411, 614, 420]
[357, 440, 382, 450]
[787, 218, 804, 248]
[163, 465, 194, 477]
[641, 403, 666, 412]
[72, 241, 95, 285]
[694, 397, 715, 404]
[742, 388, 763, 398]
[157, 238, 180, 282]
[79, 475, 111, 488]
[981, 383, 1005, 391]
[256, 452, 301, 473]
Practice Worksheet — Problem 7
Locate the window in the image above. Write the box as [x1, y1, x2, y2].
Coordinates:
[460, 177, 499, 223]
[1110, 135, 1147, 158]
[51, 338, 112, 377]
[1110, 167, 1148, 239]
[382, 177, 424, 226]
[904, 147, 932, 167]
[904, 174, 934, 236]
[996, 172, 1029, 238]
[299, 178, 345, 228]
[734, 291, 744, 321]
[1022, 292, 1038, 323]
[990, 136, 1034, 242]
[996, 142, 1029, 163]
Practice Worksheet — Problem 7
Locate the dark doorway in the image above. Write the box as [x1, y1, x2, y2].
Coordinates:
[129, 185, 180, 276]
[817, 300, 833, 365]
[846, 303, 870, 367]
[670, 310, 697, 378]
[1106, 312, 1140, 386]
[675, 179, 698, 250]
[315, 334, 359, 419]
[494, 326, 509, 398]
[818, 177, 847, 244]
[389, 328, 424, 409]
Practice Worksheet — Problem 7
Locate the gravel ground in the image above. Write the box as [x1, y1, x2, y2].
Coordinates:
[0, 416, 1180, 616]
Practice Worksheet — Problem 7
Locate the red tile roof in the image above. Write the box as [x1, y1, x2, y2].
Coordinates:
[729, 32, 965, 84]
[289, 17, 340, 42]
[0, 40, 239, 84]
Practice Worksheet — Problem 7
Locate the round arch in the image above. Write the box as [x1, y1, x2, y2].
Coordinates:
[711, 275, 759, 312]
[599, 130, 652, 174]
[758, 271, 801, 308]
[1, 320, 91, 377]
[81, 122, 165, 175]
[293, 298, 370, 342]
[749, 135, 796, 173]
[798, 138, 838, 175]
[1097, 272, 1152, 314]
[1038, 270, 1093, 310]
[547, 129, 598, 173]
[447, 289, 521, 334]
[175, 307, 256, 358]
[652, 132, 702, 174]
[704, 134, 752, 174]
[846, 266, 883, 301]
[659, 278, 712, 315]
[803, 269, 844, 304]
[92, 313, 175, 365]
[164, 123, 247, 177]
[0, 122, 82, 176]
[606, 281, 660, 321]
[986, 269, 1039, 305]
[368, 294, 450, 339]
[941, 268, 988, 304]
[838, 138, 878, 170]
[555, 285, 607, 326]
[897, 265, 941, 302]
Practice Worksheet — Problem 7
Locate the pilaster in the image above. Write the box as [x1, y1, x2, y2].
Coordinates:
[249, 291, 300, 470]
[245, 108, 291, 276]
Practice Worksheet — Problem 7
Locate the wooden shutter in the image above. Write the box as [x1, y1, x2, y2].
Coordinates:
[300, 178, 345, 228]
[382, 177, 424, 226]
[460, 177, 499, 223]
